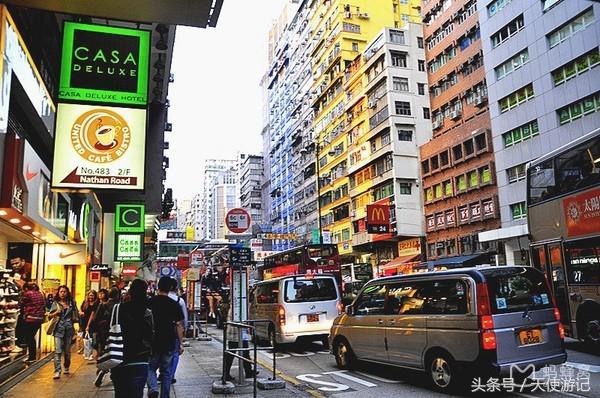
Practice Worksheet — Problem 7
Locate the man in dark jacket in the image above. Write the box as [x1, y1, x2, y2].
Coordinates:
[94, 286, 121, 387]
[110, 279, 153, 398]
[146, 277, 184, 398]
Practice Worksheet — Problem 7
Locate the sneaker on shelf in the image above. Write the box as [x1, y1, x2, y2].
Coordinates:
[0, 299, 6, 306]
[3, 327, 14, 332]
[53, 371, 60, 379]
[11, 346, 23, 353]
[4, 309, 18, 314]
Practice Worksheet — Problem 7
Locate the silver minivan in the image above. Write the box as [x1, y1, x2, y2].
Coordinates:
[330, 266, 567, 391]
[250, 274, 342, 346]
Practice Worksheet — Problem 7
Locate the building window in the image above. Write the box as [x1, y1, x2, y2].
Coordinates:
[503, 120, 539, 147]
[552, 49, 600, 86]
[452, 144, 463, 162]
[425, 187, 433, 202]
[510, 202, 527, 220]
[440, 150, 449, 168]
[499, 84, 535, 113]
[434, 184, 443, 199]
[399, 182, 412, 195]
[507, 163, 527, 183]
[423, 107, 430, 119]
[343, 22, 361, 34]
[491, 14, 524, 48]
[390, 30, 405, 44]
[495, 49, 529, 80]
[548, 8, 594, 48]
[397, 128, 413, 141]
[468, 170, 478, 188]
[557, 92, 600, 125]
[393, 76, 409, 91]
[417, 37, 424, 48]
[446, 239, 456, 255]
[487, 0, 512, 17]
[418, 83, 426, 95]
[391, 51, 407, 67]
[381, 132, 391, 146]
[421, 159, 429, 175]
[395, 101, 411, 116]
[428, 243, 436, 258]
[418, 60, 425, 71]
[543, 0, 563, 12]
[352, 42, 359, 52]
[456, 175, 467, 192]
[443, 180, 453, 197]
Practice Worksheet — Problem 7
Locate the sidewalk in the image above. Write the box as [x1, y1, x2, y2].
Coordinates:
[1, 332, 306, 398]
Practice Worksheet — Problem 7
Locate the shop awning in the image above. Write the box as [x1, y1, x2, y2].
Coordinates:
[431, 253, 487, 267]
[380, 254, 420, 269]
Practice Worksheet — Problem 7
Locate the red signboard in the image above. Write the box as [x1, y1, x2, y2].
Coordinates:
[366, 204, 390, 233]
[122, 265, 137, 276]
[90, 271, 101, 282]
[177, 253, 190, 270]
[563, 188, 600, 237]
[225, 208, 251, 234]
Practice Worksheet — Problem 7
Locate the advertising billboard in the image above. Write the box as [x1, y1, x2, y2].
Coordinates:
[52, 103, 146, 190]
[115, 204, 145, 233]
[59, 22, 150, 106]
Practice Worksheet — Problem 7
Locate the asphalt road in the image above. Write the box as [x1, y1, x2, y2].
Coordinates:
[206, 325, 600, 398]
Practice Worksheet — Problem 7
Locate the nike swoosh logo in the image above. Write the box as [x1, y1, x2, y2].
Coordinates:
[25, 165, 38, 181]
[59, 251, 82, 259]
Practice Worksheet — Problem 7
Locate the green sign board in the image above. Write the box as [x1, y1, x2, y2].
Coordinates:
[59, 22, 150, 106]
[115, 233, 143, 261]
[115, 204, 145, 233]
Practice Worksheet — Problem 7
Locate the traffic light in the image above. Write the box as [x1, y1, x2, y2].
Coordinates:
[161, 188, 174, 219]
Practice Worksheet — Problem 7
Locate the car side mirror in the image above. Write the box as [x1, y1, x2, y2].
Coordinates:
[345, 305, 354, 316]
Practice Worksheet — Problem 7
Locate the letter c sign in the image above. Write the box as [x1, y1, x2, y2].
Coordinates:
[115, 204, 145, 233]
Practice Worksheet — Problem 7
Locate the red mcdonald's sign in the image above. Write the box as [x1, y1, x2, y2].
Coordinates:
[366, 204, 390, 234]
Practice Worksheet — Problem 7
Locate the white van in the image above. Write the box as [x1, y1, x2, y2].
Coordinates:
[249, 274, 342, 347]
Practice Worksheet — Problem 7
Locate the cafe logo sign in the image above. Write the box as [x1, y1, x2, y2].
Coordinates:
[59, 22, 150, 106]
[115, 204, 145, 233]
[71, 108, 130, 164]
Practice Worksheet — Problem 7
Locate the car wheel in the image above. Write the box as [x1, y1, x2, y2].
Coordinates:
[583, 317, 600, 349]
[427, 352, 458, 392]
[333, 338, 355, 370]
[321, 336, 330, 350]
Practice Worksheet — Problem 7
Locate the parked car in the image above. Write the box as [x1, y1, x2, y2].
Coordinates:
[329, 266, 567, 392]
[249, 274, 342, 347]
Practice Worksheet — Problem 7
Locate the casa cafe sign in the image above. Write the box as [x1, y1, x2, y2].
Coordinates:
[59, 22, 150, 106]
[52, 103, 146, 190]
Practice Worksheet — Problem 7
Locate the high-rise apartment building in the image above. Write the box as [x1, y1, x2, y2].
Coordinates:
[346, 25, 431, 273]
[240, 155, 264, 225]
[420, 0, 501, 264]
[198, 158, 237, 241]
[477, 0, 600, 263]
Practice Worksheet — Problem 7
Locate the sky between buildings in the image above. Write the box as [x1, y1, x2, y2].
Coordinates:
[167, 0, 288, 200]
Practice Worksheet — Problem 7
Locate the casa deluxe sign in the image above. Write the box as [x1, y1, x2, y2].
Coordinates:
[52, 103, 146, 190]
[59, 22, 150, 106]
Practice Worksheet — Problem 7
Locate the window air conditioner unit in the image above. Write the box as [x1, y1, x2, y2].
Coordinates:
[368, 99, 376, 108]
[450, 109, 461, 120]
[432, 120, 442, 130]
[474, 95, 487, 107]
[344, 11, 352, 18]
[358, 13, 370, 19]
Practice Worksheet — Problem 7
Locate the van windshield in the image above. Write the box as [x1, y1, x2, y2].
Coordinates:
[284, 278, 337, 303]
[482, 267, 553, 314]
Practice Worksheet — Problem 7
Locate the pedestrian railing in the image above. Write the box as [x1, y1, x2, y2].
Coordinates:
[221, 319, 277, 398]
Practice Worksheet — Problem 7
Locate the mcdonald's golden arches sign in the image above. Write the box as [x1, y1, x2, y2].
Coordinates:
[366, 204, 390, 234]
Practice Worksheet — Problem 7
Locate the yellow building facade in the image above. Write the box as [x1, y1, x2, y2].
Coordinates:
[309, 0, 421, 257]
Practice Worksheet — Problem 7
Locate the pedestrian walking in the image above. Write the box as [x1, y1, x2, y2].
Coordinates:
[94, 286, 121, 387]
[109, 279, 153, 398]
[78, 290, 99, 359]
[223, 307, 258, 381]
[19, 282, 45, 362]
[167, 279, 188, 385]
[47, 285, 79, 379]
[146, 276, 185, 398]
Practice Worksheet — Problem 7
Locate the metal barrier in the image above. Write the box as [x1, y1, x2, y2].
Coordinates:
[190, 310, 211, 341]
[221, 319, 277, 398]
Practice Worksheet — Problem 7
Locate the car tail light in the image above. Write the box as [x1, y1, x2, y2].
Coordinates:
[336, 300, 343, 315]
[553, 307, 561, 321]
[278, 305, 286, 326]
[558, 323, 565, 340]
[477, 282, 496, 351]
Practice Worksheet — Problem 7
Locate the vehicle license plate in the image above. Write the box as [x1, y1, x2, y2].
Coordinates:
[519, 328, 543, 345]
[307, 314, 319, 322]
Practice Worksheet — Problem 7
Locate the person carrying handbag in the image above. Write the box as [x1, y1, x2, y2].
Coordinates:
[19, 282, 46, 362]
[47, 285, 79, 379]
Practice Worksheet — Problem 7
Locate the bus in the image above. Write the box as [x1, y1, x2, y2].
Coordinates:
[527, 127, 600, 348]
[260, 244, 342, 282]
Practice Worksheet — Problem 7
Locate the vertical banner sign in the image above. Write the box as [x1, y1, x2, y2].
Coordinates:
[52, 103, 147, 190]
[366, 204, 390, 234]
[115, 204, 145, 233]
[114, 233, 143, 261]
[59, 22, 150, 106]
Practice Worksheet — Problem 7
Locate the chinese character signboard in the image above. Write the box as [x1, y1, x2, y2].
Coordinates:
[52, 103, 146, 190]
[482, 198, 496, 218]
[115, 233, 143, 261]
[229, 247, 251, 269]
[563, 188, 600, 237]
[445, 209, 456, 226]
[366, 204, 390, 234]
[426, 215, 435, 232]
[59, 22, 150, 106]
[435, 213, 445, 229]
[115, 204, 145, 233]
[458, 206, 470, 225]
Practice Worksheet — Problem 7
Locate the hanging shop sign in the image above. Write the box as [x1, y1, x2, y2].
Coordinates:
[90, 263, 111, 276]
[45, 243, 87, 265]
[0, 132, 26, 213]
[115, 233, 143, 261]
[59, 22, 150, 106]
[398, 238, 421, 257]
[0, 7, 55, 135]
[115, 203, 145, 233]
[52, 103, 146, 190]
[366, 204, 390, 234]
